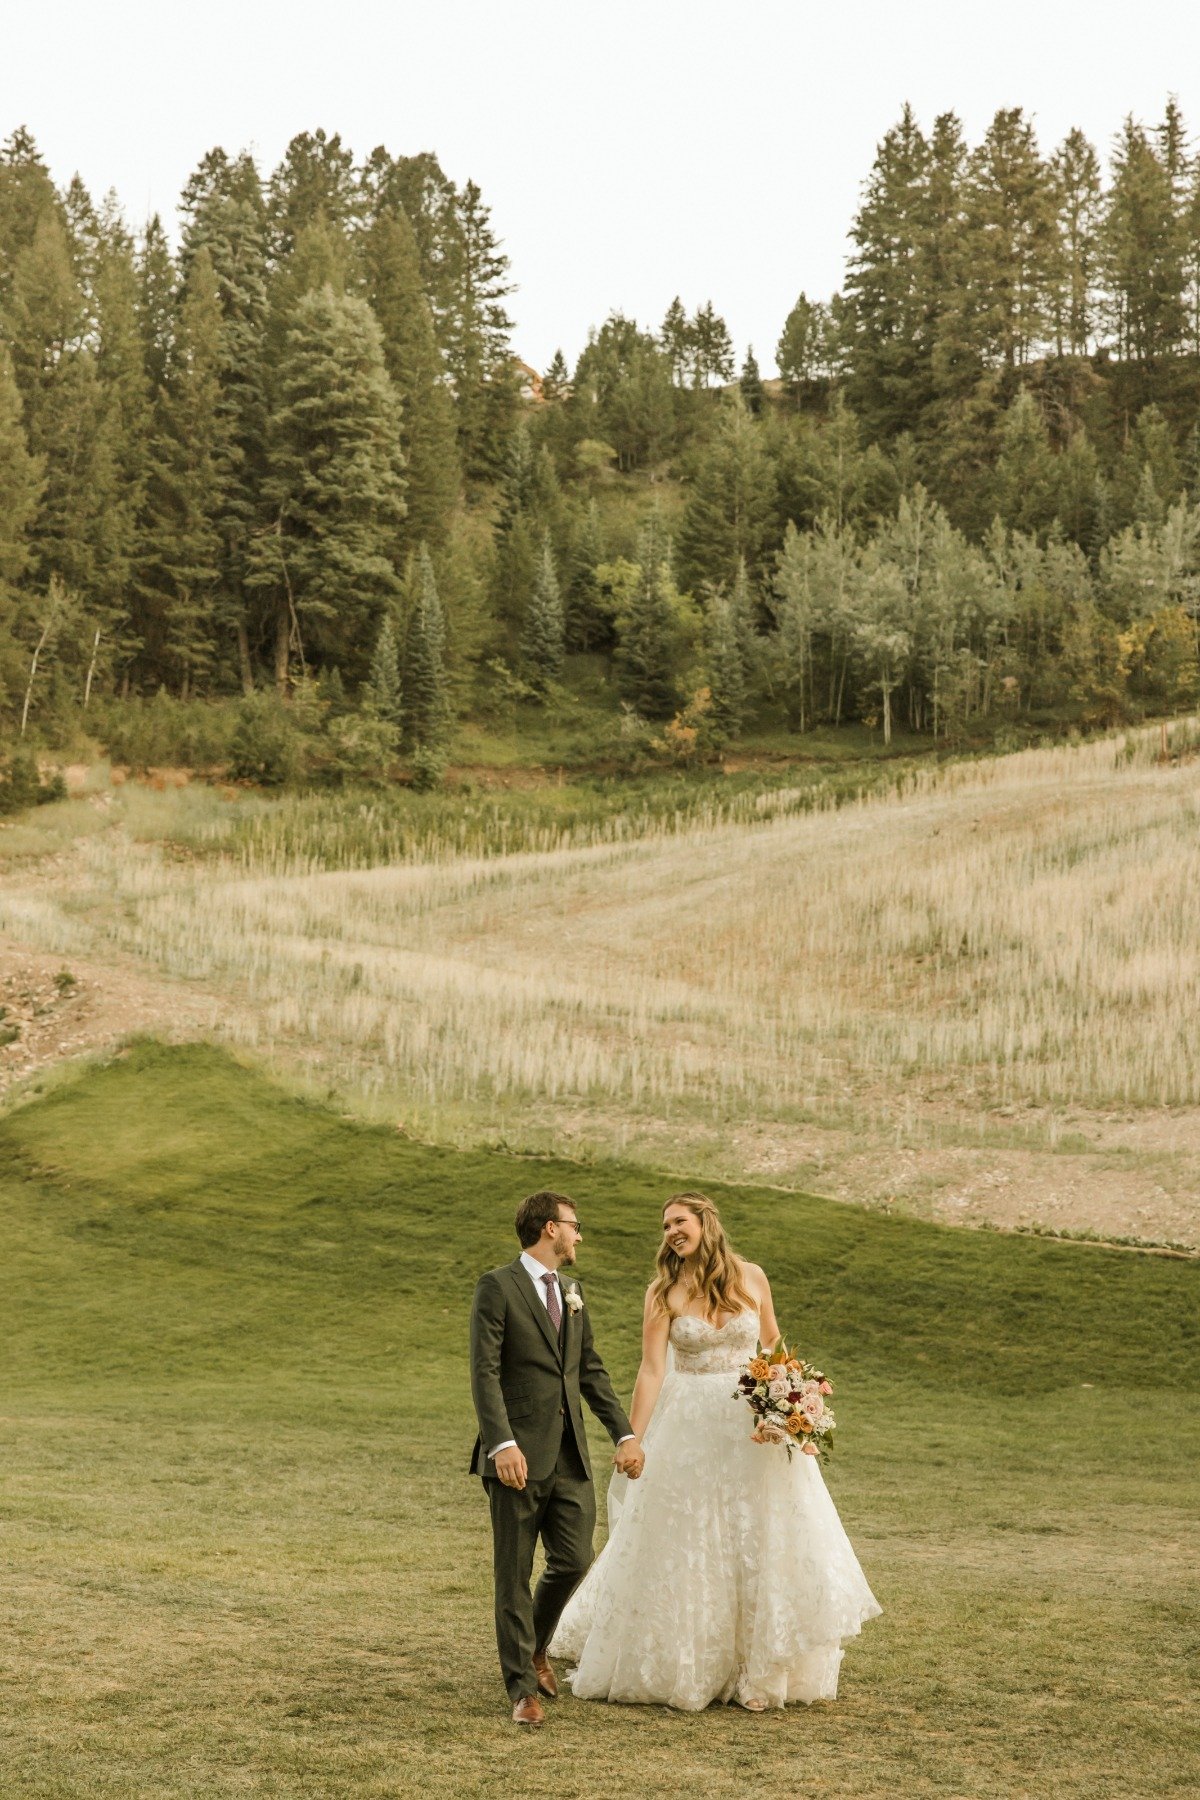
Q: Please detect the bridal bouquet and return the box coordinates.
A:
[734,1340,836,1462]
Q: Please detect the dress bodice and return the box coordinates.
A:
[669,1308,759,1375]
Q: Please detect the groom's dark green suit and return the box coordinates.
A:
[469,1258,632,1703]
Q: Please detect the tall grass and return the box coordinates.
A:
[6,725,1200,1169]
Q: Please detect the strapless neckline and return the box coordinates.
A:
[668,1307,760,1375]
[671,1308,756,1332]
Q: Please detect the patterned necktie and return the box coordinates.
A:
[542,1272,562,1332]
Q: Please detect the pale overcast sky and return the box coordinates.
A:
[3,1,1197,373]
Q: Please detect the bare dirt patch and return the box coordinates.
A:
[0,936,229,1103]
[541,1102,1200,1250]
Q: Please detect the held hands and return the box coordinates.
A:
[613,1437,645,1480]
[493,1445,529,1490]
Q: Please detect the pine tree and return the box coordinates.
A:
[178,151,271,692]
[739,347,764,414]
[706,581,748,738]
[87,214,151,689]
[442,179,515,475]
[676,395,778,591]
[1103,115,1187,382]
[0,127,61,311]
[367,611,403,727]
[543,349,570,401]
[1049,128,1103,355]
[659,297,691,385]
[247,286,406,691]
[404,543,450,760]
[266,129,362,260]
[521,535,565,692]
[566,498,608,650]
[135,215,176,394]
[1110,403,1182,530]
[844,105,934,437]
[362,207,461,550]
[360,147,461,359]
[497,417,538,527]
[0,343,45,711]
[571,315,675,471]
[1057,431,1104,548]
[61,174,101,293]
[615,513,680,717]
[993,390,1060,537]
[134,248,228,692]
[961,109,1057,371]
[7,210,124,615]
[773,521,820,730]
[776,293,833,395]
[689,301,735,387]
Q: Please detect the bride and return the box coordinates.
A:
[550,1192,881,1710]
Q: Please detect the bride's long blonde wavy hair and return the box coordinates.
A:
[649,1192,755,1322]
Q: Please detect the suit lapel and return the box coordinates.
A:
[508,1260,563,1363]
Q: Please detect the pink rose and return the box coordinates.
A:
[757,1418,788,1444]
[818,1380,833,1395]
[801,1380,820,1396]
[801,1442,820,1456]
[768,1376,791,1399]
[801,1393,825,1421]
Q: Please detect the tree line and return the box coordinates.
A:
[3,104,1200,782]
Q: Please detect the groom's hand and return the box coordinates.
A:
[613,1438,644,1479]
[493,1446,528,1490]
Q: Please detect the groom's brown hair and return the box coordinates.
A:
[515,1190,574,1248]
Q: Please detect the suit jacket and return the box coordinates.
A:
[468,1259,632,1482]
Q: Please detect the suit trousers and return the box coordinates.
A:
[484,1436,594,1702]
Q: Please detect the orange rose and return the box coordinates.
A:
[748,1358,771,1381]
[785,1414,805,1436]
[799,1417,814,1433]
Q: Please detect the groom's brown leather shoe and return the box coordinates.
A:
[512,1694,545,1728]
[532,1651,558,1699]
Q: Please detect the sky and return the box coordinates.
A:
[3,1,1199,375]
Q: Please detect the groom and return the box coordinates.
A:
[469,1189,644,1726]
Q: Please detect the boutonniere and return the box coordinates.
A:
[563,1284,584,1315]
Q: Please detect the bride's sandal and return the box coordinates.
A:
[738,1695,768,1712]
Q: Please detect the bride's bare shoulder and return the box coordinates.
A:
[737,1258,770,1291]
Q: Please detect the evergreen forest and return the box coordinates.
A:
[5,103,1200,787]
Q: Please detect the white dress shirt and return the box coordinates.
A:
[488,1253,634,1457]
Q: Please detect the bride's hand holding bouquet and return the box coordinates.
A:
[735,1339,836,1461]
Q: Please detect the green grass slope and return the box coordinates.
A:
[0,1041,1196,1798]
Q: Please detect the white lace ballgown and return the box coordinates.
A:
[550,1309,881,1709]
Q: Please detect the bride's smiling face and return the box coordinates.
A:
[662,1204,702,1259]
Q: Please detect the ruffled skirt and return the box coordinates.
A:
[550,1367,881,1709]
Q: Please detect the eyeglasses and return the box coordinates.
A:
[558,1217,583,1234]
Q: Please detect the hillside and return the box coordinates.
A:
[0,1041,1195,1796]
[4,727,1200,1248]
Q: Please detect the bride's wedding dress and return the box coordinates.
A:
[550,1309,881,1709]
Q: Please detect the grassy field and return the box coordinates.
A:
[0,1040,1196,1798]
[6,724,1200,1244]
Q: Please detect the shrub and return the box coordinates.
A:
[0,750,65,814]
[317,712,398,787]
[410,744,447,792]
[96,693,244,769]
[228,695,305,786]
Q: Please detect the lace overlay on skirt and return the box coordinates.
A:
[550,1309,881,1710]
